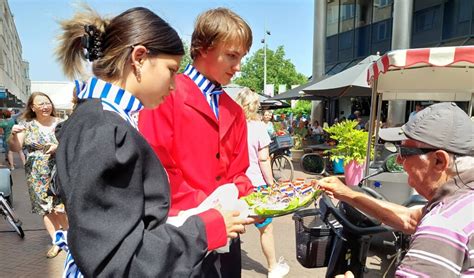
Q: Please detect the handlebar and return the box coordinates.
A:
[319,193,393,236]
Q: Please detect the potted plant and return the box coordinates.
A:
[323,120,371,185]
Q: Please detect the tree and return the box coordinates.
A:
[234,45,308,95]
[275,100,312,118]
[178,40,192,73]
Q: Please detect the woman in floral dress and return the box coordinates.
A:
[9,92,68,258]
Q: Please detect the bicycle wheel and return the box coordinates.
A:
[300,153,326,175]
[0,196,24,238]
[272,155,294,182]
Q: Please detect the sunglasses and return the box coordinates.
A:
[397,146,436,158]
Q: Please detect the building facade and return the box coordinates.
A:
[0,0,29,107]
[321,0,474,123]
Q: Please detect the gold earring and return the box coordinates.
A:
[136,64,142,82]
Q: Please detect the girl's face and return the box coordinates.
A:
[134,53,181,108]
[263,111,272,121]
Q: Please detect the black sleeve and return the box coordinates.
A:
[61,122,207,277]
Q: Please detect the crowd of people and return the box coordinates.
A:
[3,4,473,278]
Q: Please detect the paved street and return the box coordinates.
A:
[0,158,390,277]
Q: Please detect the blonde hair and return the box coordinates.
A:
[55,5,184,80]
[190,7,252,59]
[236,88,260,121]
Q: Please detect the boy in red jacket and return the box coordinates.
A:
[139,7,253,277]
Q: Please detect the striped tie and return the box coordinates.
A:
[209,89,223,119]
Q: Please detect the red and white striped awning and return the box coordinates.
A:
[367,46,474,84]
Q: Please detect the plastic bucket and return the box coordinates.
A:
[332,158,344,174]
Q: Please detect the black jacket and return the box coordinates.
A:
[56,99,207,277]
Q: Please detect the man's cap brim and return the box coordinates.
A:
[379,127,408,142]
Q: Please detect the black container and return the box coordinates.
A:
[269,134,294,153]
[292,209,335,268]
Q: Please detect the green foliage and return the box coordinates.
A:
[178,40,192,73]
[323,120,371,166]
[234,46,308,94]
[385,154,404,172]
[275,100,311,118]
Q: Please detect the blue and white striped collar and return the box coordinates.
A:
[183,64,222,94]
[75,77,144,129]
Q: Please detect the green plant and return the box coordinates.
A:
[323,120,372,166]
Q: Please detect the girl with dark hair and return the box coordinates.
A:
[9,92,68,259]
[54,6,250,277]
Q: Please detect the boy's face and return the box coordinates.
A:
[199,42,247,85]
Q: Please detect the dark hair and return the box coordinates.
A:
[56,6,184,80]
[21,92,57,121]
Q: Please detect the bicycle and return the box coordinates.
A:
[270,147,294,182]
[0,169,24,238]
[269,134,295,182]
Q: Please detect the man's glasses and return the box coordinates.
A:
[384,142,436,158]
[397,146,436,158]
[34,102,52,108]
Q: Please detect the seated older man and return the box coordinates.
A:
[319,102,473,277]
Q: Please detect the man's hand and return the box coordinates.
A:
[318,176,353,200]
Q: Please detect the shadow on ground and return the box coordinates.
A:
[241,247,267,275]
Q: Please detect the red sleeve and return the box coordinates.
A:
[197,208,227,250]
[138,94,207,216]
[229,111,254,198]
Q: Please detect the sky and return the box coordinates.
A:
[8,0,315,82]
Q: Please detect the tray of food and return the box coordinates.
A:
[242,179,322,218]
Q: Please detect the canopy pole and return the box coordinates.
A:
[469,92,473,117]
[374,92,383,142]
[364,78,378,181]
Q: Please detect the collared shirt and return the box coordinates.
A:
[75,77,144,129]
[396,170,474,277]
[183,64,222,119]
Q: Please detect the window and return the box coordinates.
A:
[327,0,340,36]
[374,0,390,8]
[373,0,393,22]
[415,8,435,33]
[356,0,372,28]
[376,21,389,41]
[341,3,355,20]
[340,0,355,32]
[458,0,471,22]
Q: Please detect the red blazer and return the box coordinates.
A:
[139,74,253,213]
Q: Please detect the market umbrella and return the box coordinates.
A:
[267,76,326,101]
[223,84,290,109]
[303,55,380,98]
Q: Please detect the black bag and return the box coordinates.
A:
[46,165,60,197]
